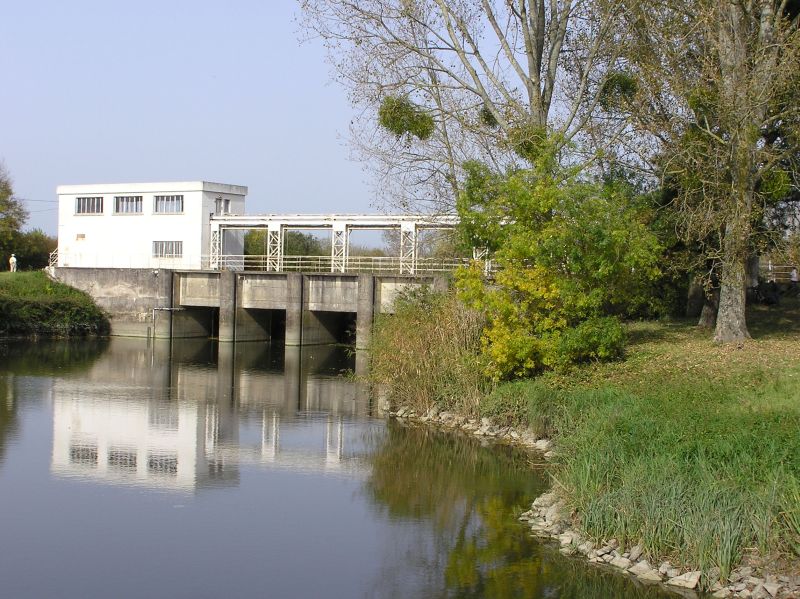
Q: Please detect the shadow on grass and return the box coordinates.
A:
[624,318,698,348]
[748,296,800,338]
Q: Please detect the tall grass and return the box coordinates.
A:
[490,370,800,579]
[369,288,490,416]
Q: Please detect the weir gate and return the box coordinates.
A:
[54,267,449,349]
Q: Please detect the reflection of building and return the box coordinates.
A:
[51,382,238,492]
[50,339,377,492]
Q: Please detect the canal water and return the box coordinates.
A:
[0,339,677,599]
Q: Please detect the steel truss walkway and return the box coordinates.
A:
[209,213,461,274]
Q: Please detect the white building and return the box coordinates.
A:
[56,181,247,269]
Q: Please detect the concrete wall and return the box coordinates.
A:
[305,275,359,312]
[239,274,288,310]
[54,267,173,338]
[57,267,449,344]
[177,272,221,307]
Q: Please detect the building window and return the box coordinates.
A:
[75,196,103,214]
[148,453,178,476]
[70,443,98,466]
[152,240,183,258]
[214,197,232,215]
[154,194,183,214]
[114,195,142,214]
[108,448,137,471]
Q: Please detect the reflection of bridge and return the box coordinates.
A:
[50,339,381,493]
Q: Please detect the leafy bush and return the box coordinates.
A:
[556,316,626,366]
[0,272,109,336]
[456,150,661,379]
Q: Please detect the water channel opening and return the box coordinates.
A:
[235,308,284,342]
[303,310,356,345]
[172,307,219,338]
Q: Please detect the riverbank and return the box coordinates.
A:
[382,297,800,597]
[0,271,109,337]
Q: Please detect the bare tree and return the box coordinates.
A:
[607,0,800,342]
[299,0,622,212]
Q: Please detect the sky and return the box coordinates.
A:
[0,0,373,236]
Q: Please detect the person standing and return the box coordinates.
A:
[8,253,17,272]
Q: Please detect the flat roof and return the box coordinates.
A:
[56,181,248,195]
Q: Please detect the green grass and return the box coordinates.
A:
[0,271,109,336]
[484,297,800,582]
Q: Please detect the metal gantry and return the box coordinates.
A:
[209,230,221,270]
[209,213,460,274]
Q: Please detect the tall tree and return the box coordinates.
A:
[0,165,28,267]
[300,0,622,211]
[607,0,800,342]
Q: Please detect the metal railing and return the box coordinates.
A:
[761,264,797,282]
[49,248,58,268]
[205,254,473,274]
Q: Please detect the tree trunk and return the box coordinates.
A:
[714,255,750,342]
[698,290,718,328]
[686,281,705,318]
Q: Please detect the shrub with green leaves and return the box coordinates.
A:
[456,144,661,379]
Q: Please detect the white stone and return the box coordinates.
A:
[711,589,732,598]
[628,561,662,582]
[533,491,559,508]
[730,567,753,582]
[628,544,643,562]
[762,583,781,597]
[636,569,663,582]
[666,571,702,590]
[533,439,552,451]
[559,533,576,546]
[627,561,653,576]
[544,501,564,523]
[610,556,633,570]
[750,586,769,599]
[577,541,594,555]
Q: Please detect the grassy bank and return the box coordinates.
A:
[492,299,800,579]
[371,293,800,581]
[0,271,109,337]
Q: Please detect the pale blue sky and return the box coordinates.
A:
[0,0,372,235]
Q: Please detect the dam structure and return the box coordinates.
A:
[50,181,464,347]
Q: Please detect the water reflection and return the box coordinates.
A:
[50,339,376,492]
[0,338,680,598]
[367,425,677,599]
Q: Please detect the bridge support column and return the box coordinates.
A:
[153,269,174,338]
[218,270,237,342]
[285,273,304,346]
[356,274,375,350]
